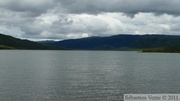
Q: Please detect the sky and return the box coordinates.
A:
[0,0,180,40]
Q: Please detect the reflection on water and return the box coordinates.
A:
[0,50,180,101]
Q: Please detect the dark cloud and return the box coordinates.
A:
[58,0,180,16]
[0,0,58,17]
[1,0,180,16]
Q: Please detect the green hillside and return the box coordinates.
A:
[0,45,14,49]
[0,33,62,50]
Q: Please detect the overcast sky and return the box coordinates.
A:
[0,0,180,40]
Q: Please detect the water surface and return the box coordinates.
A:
[0,50,180,101]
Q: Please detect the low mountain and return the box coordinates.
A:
[0,33,62,50]
[45,34,180,50]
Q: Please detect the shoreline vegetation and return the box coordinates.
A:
[0,45,15,49]
[142,45,180,53]
[1,44,180,53]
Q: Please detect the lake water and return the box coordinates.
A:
[0,50,180,101]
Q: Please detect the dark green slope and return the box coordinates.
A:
[0,33,61,50]
[143,44,180,53]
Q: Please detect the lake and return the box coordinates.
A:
[0,50,180,101]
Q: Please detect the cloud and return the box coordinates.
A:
[0,0,180,40]
[20,12,180,40]
[57,0,180,16]
[1,0,180,16]
[0,0,57,16]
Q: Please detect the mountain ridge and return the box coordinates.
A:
[43,34,180,50]
[1,33,180,51]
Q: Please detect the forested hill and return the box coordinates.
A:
[0,33,61,50]
[1,33,180,51]
[44,34,180,50]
